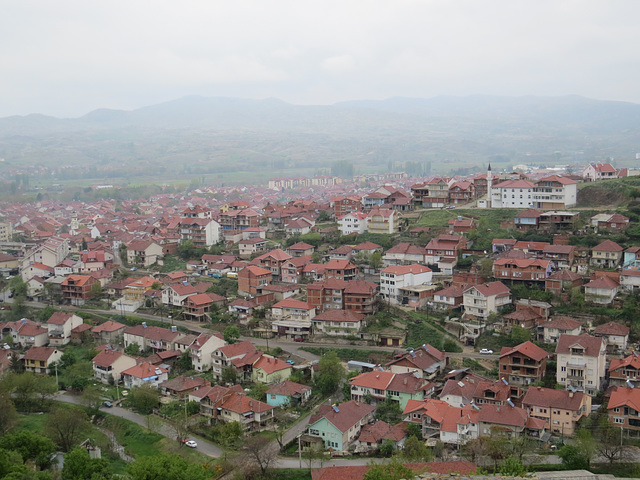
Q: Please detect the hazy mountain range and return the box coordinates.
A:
[1,95,639,179]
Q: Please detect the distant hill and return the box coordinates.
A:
[0,95,639,181]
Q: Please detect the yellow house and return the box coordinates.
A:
[252,355,293,384]
[23,346,62,374]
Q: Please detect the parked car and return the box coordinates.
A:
[479,349,493,355]
[184,440,197,448]
[286,360,295,365]
[103,401,113,408]
[130,267,137,272]
[294,337,304,342]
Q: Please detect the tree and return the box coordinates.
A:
[558,444,590,470]
[128,384,160,414]
[401,435,432,462]
[315,350,345,396]
[0,431,57,471]
[177,350,193,373]
[62,447,111,480]
[221,366,238,385]
[3,372,57,412]
[127,454,210,480]
[45,406,90,452]
[498,456,527,476]
[375,399,403,424]
[244,435,277,476]
[0,392,18,434]
[223,325,240,344]
[574,428,597,467]
[80,384,105,419]
[379,439,394,457]
[509,325,531,344]
[124,343,141,356]
[595,417,629,464]
[89,282,103,300]
[486,433,510,470]
[462,437,489,464]
[369,251,383,270]
[363,458,413,480]
[406,422,422,440]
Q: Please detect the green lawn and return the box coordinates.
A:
[159,255,187,273]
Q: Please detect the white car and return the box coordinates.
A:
[185,440,197,448]
[479,348,493,355]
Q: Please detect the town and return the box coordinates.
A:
[1,161,640,480]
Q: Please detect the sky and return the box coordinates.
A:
[2,0,639,118]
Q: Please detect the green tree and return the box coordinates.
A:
[363,458,413,480]
[62,447,111,480]
[0,392,18,434]
[124,343,141,356]
[369,251,383,270]
[128,384,160,414]
[498,455,527,476]
[558,444,589,470]
[126,454,210,480]
[80,384,105,419]
[401,435,432,462]
[223,325,240,344]
[509,325,531,344]
[406,422,423,440]
[177,351,192,373]
[595,416,628,464]
[0,431,57,470]
[379,439,394,457]
[45,406,90,452]
[315,351,345,396]
[443,338,463,353]
[375,399,403,425]
[221,366,238,385]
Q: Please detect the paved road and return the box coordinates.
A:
[56,392,223,458]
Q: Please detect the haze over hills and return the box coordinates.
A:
[0,95,639,183]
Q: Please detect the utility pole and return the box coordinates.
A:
[298,434,302,468]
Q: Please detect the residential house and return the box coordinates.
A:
[238,238,269,259]
[607,386,640,434]
[349,370,395,405]
[492,258,553,283]
[621,270,640,292]
[386,344,447,380]
[593,321,629,353]
[286,242,315,257]
[411,178,451,208]
[306,279,378,315]
[266,380,312,407]
[237,265,272,296]
[545,270,583,296]
[218,208,260,231]
[542,245,575,269]
[590,240,623,268]
[380,264,433,307]
[180,217,221,248]
[502,299,550,330]
[91,320,126,344]
[45,312,83,346]
[350,370,433,410]
[584,276,620,305]
[462,282,511,320]
[126,240,163,267]
[514,209,541,230]
[366,208,399,234]
[285,217,315,237]
[193,384,274,432]
[337,212,369,236]
[556,334,607,395]
[312,310,366,337]
[623,247,640,270]
[2,319,49,348]
[183,293,227,322]
[609,354,640,388]
[591,213,630,232]
[92,348,137,384]
[189,332,226,372]
[212,341,259,381]
[121,362,169,389]
[425,234,466,272]
[281,256,312,284]
[382,243,425,266]
[491,179,535,208]
[583,163,618,181]
[123,324,180,353]
[252,355,293,384]
[432,285,465,310]
[449,181,475,204]
[161,282,206,307]
[159,376,210,399]
[307,400,376,451]
[271,298,315,340]
[402,398,466,444]
[354,421,409,453]
[540,316,582,343]
[533,176,578,209]
[324,259,357,282]
[252,249,292,281]
[61,274,98,306]
[522,387,590,437]
[498,341,548,386]
[23,346,62,375]
[330,196,362,218]
[448,217,475,234]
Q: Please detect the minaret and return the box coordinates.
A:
[487,163,492,208]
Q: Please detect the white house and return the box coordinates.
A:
[490,180,535,208]
[45,312,83,346]
[338,212,369,235]
[555,334,606,395]
[462,282,511,319]
[379,264,433,305]
[122,362,169,389]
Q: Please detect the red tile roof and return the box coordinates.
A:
[609,353,640,373]
[556,334,603,357]
[594,321,629,336]
[381,264,432,275]
[273,298,312,310]
[309,400,375,433]
[122,362,168,379]
[541,316,581,331]
[593,239,623,252]
[46,312,74,325]
[313,310,365,323]
[266,380,311,397]
[522,386,587,411]
[608,386,640,412]
[24,346,58,362]
[253,355,291,375]
[499,341,548,362]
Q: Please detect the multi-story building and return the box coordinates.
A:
[498,341,548,386]
[126,240,164,267]
[0,222,13,242]
[312,310,366,337]
[251,249,292,281]
[522,387,590,437]
[533,176,577,209]
[366,208,399,235]
[45,312,83,346]
[307,400,376,451]
[608,353,640,388]
[555,334,606,395]
[492,258,553,283]
[491,179,535,208]
[330,196,362,218]
[590,240,623,268]
[23,346,62,375]
[337,212,369,235]
[379,264,433,306]
[607,386,640,434]
[61,274,98,306]
[462,282,511,320]
[583,163,618,181]
[92,348,137,384]
[238,265,272,296]
[324,259,358,282]
[307,279,378,315]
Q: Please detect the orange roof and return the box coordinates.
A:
[609,386,640,412]
[382,264,432,275]
[499,341,548,362]
[122,362,167,379]
[253,355,291,375]
[272,298,312,310]
[350,371,395,390]
[61,275,94,286]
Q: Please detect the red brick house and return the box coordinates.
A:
[545,270,582,296]
[183,293,227,322]
[499,341,548,386]
[61,274,98,306]
[238,265,272,296]
[492,258,553,283]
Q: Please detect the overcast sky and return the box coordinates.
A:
[2,0,639,118]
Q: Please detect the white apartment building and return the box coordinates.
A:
[380,264,433,305]
[462,282,511,319]
[555,334,606,395]
[338,212,369,235]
